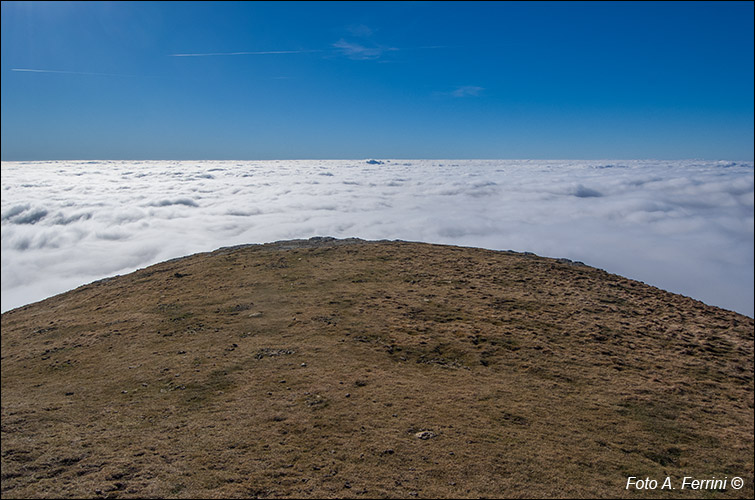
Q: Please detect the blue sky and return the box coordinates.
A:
[1,1,753,160]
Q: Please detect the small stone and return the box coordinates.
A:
[249,312,263,318]
[415,430,436,440]
[121,390,128,394]
[345,393,351,398]
[300,363,307,367]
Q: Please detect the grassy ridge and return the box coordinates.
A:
[2,239,753,498]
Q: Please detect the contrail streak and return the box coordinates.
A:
[169,50,322,57]
[11,68,140,77]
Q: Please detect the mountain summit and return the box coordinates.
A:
[2,238,752,498]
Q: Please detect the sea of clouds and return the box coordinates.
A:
[1,159,753,317]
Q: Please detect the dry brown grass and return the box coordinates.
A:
[2,238,753,498]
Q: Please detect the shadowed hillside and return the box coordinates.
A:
[1,237,753,498]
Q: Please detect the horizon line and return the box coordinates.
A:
[2,157,753,163]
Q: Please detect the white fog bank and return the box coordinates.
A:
[2,159,753,317]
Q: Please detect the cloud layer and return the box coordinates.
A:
[2,160,753,316]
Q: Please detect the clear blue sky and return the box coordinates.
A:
[1,1,753,160]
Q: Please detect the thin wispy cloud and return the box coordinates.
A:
[171,21,447,62]
[334,23,389,60]
[332,39,398,60]
[331,42,448,61]
[452,86,485,97]
[169,44,443,61]
[346,24,375,38]
[332,24,448,61]
[433,85,486,98]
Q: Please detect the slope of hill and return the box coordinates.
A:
[1,237,753,498]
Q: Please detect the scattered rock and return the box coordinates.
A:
[254,348,295,359]
[415,430,436,440]
[305,395,327,407]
